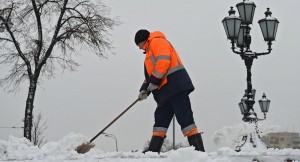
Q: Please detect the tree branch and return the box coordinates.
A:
[1,3,33,79]
[39,0,68,69]
[31,0,43,66]
[0,37,13,42]
[1,0,119,92]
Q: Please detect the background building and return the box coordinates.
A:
[262,132,300,149]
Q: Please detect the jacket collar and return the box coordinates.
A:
[143,31,166,51]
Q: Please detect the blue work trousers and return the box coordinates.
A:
[153,91,196,134]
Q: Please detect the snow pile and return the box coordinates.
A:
[0,132,88,161]
[238,132,267,152]
[0,132,300,162]
[0,136,40,161]
[212,122,281,149]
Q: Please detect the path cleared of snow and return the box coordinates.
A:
[0,133,300,162]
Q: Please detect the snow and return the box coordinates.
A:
[213,122,281,149]
[1,131,300,162]
[237,132,267,152]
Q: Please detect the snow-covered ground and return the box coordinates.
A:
[1,133,300,162]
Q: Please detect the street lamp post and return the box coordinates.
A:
[103,133,118,152]
[173,116,175,150]
[222,0,279,152]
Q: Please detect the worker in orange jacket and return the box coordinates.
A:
[134,29,205,153]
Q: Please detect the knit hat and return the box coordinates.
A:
[134,29,150,45]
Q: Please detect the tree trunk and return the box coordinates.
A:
[24,80,37,141]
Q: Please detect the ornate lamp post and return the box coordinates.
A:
[222,0,279,152]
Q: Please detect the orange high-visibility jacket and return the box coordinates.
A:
[140,31,194,106]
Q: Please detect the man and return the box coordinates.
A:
[135,29,205,153]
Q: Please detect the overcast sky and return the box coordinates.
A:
[1,0,300,152]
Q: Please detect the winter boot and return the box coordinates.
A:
[188,133,205,152]
[143,136,165,153]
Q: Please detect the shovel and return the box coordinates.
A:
[75,97,140,154]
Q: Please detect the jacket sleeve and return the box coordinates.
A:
[148,38,171,85]
[140,79,149,92]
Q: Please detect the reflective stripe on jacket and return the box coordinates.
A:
[140,31,194,106]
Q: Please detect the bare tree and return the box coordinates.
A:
[31,112,47,147]
[0,0,119,141]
